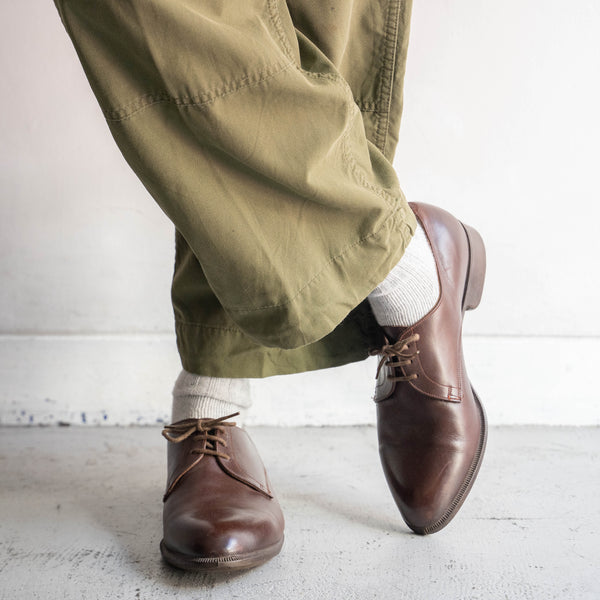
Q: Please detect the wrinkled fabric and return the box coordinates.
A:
[54,0,416,377]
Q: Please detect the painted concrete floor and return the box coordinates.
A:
[0,426,598,600]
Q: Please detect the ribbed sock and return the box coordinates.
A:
[368,221,440,327]
[171,369,252,424]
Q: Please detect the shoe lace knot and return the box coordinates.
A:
[161,412,239,460]
[370,333,420,382]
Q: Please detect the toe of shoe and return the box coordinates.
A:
[162,507,284,570]
[382,446,478,535]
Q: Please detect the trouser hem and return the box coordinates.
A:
[175,200,416,377]
[175,300,385,378]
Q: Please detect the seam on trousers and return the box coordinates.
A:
[101,0,357,122]
[373,0,402,154]
[266,0,297,62]
[176,322,368,361]
[175,321,243,333]
[340,132,397,206]
[103,60,295,122]
[225,205,408,314]
[175,308,372,335]
[267,0,399,210]
[356,100,378,112]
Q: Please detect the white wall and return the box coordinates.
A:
[1,1,599,425]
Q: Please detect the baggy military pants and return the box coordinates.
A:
[54,0,417,377]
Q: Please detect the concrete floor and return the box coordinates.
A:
[0,426,598,600]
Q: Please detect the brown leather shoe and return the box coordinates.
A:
[160,414,284,571]
[372,202,487,534]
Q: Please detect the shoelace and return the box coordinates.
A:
[370,333,420,382]
[161,412,240,460]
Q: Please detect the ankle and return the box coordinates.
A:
[368,221,439,327]
[171,369,252,424]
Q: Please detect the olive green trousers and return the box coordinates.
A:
[54,0,417,377]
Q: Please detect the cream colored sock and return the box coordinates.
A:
[171,369,252,424]
[368,221,440,327]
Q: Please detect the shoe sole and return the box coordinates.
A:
[160,537,284,572]
[411,221,488,535]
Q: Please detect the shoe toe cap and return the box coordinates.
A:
[381,445,475,534]
[164,505,283,560]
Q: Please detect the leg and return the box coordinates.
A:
[52,0,417,573]
[53,0,416,373]
[53,0,487,568]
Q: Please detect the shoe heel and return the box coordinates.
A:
[461,223,486,311]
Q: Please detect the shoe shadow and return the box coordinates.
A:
[270,468,409,536]
[81,426,411,588]
[5,426,409,592]
[73,431,268,588]
[251,426,411,536]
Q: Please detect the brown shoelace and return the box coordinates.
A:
[161,412,240,460]
[371,333,420,382]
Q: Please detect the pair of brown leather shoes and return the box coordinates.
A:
[160,202,486,571]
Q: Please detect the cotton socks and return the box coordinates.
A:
[368,221,440,327]
[171,369,252,424]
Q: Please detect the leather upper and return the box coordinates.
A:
[374,202,487,534]
[165,424,273,500]
[162,422,284,561]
